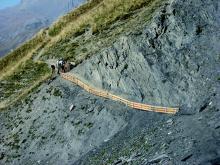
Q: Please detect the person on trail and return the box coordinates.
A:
[51,65,55,75]
[57,59,65,74]
[64,62,71,72]
[48,65,56,85]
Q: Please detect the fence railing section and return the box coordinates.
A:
[61,73,179,114]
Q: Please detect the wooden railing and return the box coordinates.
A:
[61,73,179,114]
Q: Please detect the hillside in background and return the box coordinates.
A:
[0,0,85,57]
[0,0,220,164]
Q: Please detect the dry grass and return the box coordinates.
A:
[55,0,156,38]
[0,30,48,79]
[48,0,104,36]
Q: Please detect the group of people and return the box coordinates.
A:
[50,59,71,76]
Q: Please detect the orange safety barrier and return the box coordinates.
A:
[61,73,179,114]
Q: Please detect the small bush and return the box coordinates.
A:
[84,122,94,129]
[53,88,62,97]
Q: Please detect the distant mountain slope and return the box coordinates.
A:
[0,0,85,57]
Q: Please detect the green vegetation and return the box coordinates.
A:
[2,128,24,162]
[74,120,82,126]
[52,88,62,97]
[78,129,85,135]
[0,60,50,109]
[90,0,154,33]
[26,108,32,113]
[84,122,94,129]
[88,135,151,164]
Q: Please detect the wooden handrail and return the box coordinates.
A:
[61,73,179,114]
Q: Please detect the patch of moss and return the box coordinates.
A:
[78,129,85,135]
[84,122,94,129]
[42,96,47,101]
[6,133,21,151]
[53,88,62,97]
[88,134,152,164]
[46,86,54,94]
[74,120,82,126]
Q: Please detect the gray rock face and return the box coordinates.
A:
[148,154,169,164]
[73,0,220,114]
[0,77,128,164]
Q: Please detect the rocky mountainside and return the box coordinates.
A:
[0,0,220,164]
[0,0,85,57]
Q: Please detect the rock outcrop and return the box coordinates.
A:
[73,0,220,114]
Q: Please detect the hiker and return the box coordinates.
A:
[57,59,65,74]
[51,64,56,79]
[51,65,55,75]
[64,62,71,72]
[48,65,56,85]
